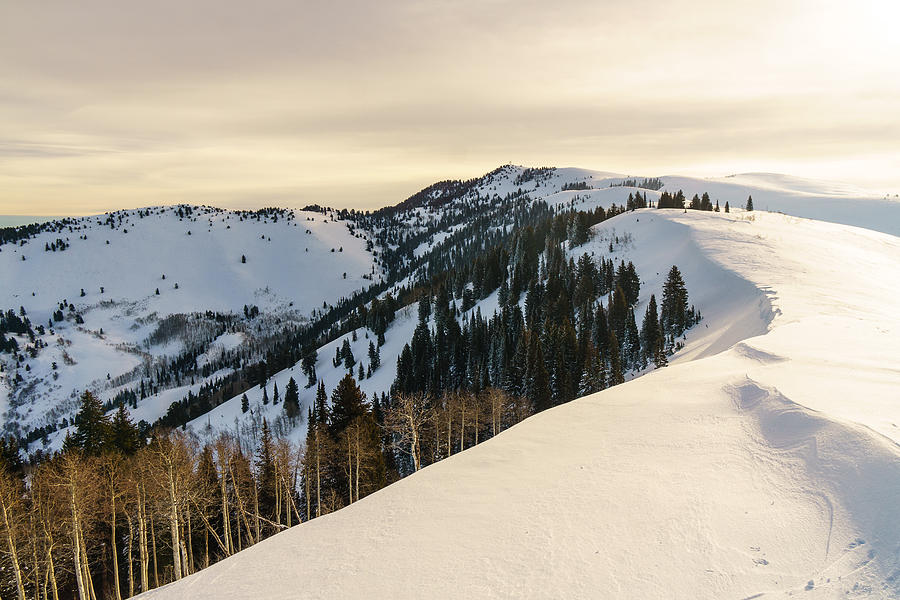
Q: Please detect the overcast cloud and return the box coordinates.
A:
[1,0,898,214]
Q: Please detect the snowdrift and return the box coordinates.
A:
[142,210,900,599]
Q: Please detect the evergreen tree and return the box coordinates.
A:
[661,265,689,338]
[368,341,380,371]
[241,393,249,413]
[315,380,328,425]
[341,339,355,369]
[109,402,140,454]
[624,309,641,370]
[640,294,661,368]
[746,195,754,211]
[256,419,277,526]
[608,330,625,386]
[526,336,551,413]
[68,391,111,455]
[284,377,300,420]
[301,350,317,388]
[262,386,269,405]
[329,374,368,435]
[725,201,730,213]
[272,381,280,405]
[579,343,606,395]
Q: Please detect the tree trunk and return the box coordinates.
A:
[150,514,159,589]
[47,547,59,600]
[252,485,260,544]
[354,428,361,503]
[315,430,321,518]
[137,486,149,593]
[69,486,87,600]
[125,515,134,599]
[0,496,26,600]
[218,462,232,556]
[304,462,311,522]
[77,522,96,600]
[347,436,353,505]
[185,510,194,576]
[166,463,183,581]
[110,496,122,600]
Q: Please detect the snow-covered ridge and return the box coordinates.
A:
[143,209,900,599]
[3,164,899,452]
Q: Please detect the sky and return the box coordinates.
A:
[1,0,899,216]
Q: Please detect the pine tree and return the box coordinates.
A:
[368,341,380,371]
[272,381,280,405]
[262,386,269,405]
[608,330,625,386]
[640,294,661,368]
[69,391,111,455]
[315,380,328,425]
[301,349,318,388]
[661,265,689,338]
[284,377,300,420]
[341,339,355,369]
[526,337,551,413]
[725,201,730,213]
[330,374,368,435]
[241,393,249,413]
[653,337,668,368]
[746,195,754,211]
[579,343,606,395]
[255,420,277,527]
[109,403,140,454]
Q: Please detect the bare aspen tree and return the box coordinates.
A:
[100,453,125,600]
[52,453,99,600]
[0,466,27,600]
[147,431,196,582]
[385,393,432,472]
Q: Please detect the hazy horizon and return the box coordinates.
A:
[2,0,899,216]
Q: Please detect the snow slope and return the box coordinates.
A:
[5,164,899,452]
[657,173,900,237]
[0,205,378,441]
[143,209,900,599]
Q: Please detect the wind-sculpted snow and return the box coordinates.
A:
[143,209,900,598]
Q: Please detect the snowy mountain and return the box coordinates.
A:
[141,208,900,599]
[0,204,379,442]
[3,165,900,599]
[2,165,898,451]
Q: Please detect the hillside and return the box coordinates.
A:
[2,165,897,453]
[142,209,900,599]
[0,204,378,441]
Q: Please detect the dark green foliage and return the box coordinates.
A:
[256,419,277,527]
[109,403,140,454]
[341,339,355,369]
[67,391,111,456]
[329,374,368,435]
[284,377,300,420]
[661,265,690,338]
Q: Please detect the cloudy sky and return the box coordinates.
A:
[1,0,898,215]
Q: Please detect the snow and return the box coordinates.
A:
[0,205,379,443]
[657,175,900,237]
[143,208,900,599]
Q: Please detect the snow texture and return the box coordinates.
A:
[142,207,900,599]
